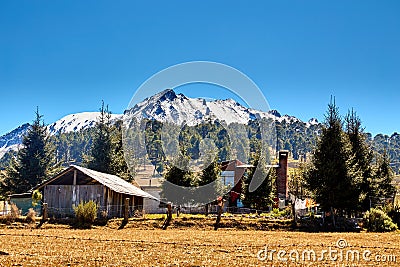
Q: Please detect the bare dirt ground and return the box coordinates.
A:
[0,224,399,267]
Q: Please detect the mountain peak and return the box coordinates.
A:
[125,92,302,126]
[308,118,319,125]
[268,110,281,117]
[156,89,177,102]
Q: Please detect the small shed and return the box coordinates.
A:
[8,192,39,215]
[35,165,158,218]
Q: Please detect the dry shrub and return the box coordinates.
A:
[10,203,20,218]
[26,208,36,224]
[73,201,97,228]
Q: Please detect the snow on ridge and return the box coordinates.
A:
[47,112,123,134]
[0,143,20,158]
[275,115,302,123]
[125,89,317,126]
[306,118,319,127]
[128,92,254,126]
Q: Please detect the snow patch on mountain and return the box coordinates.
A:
[307,118,319,127]
[0,123,30,157]
[0,143,20,159]
[0,112,123,157]
[125,89,281,125]
[47,112,122,134]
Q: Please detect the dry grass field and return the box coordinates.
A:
[0,223,399,267]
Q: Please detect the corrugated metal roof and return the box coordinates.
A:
[71,165,158,200]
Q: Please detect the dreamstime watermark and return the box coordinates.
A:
[257,239,397,264]
[122,61,277,205]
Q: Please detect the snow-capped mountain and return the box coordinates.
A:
[0,89,318,158]
[125,89,311,126]
[0,112,123,157]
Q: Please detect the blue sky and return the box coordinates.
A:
[0,1,399,136]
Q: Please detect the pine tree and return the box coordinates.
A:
[242,155,275,210]
[144,120,165,173]
[345,109,375,211]
[304,99,358,213]
[197,157,222,214]
[0,107,56,194]
[86,101,113,173]
[0,156,21,195]
[288,166,309,200]
[199,159,221,187]
[375,151,396,199]
[160,154,194,205]
[110,120,133,181]
[85,102,134,182]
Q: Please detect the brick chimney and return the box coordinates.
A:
[276,150,289,199]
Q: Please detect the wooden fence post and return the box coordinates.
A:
[162,202,173,230]
[124,198,129,223]
[214,197,224,230]
[42,203,48,222]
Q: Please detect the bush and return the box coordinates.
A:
[363,208,398,232]
[32,190,42,207]
[73,201,97,228]
[270,207,291,218]
[26,208,36,224]
[10,203,20,218]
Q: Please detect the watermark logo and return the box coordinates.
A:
[257,238,397,264]
[336,238,348,249]
[122,61,276,205]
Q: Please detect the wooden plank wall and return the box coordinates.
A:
[44,185,104,214]
[104,188,133,217]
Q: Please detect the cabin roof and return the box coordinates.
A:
[36,165,158,200]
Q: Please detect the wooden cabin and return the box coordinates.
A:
[35,165,158,218]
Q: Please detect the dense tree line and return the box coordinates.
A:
[1,114,399,175]
[372,133,400,174]
[275,119,320,160]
